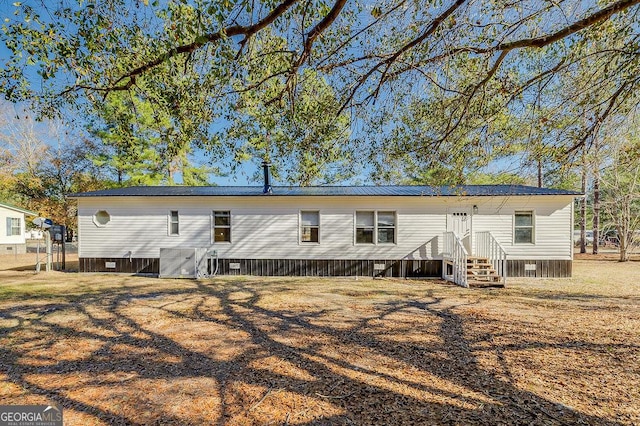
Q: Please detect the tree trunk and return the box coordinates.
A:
[618,200,631,262]
[592,131,600,255]
[618,226,628,262]
[537,158,543,188]
[580,152,587,254]
[592,171,600,255]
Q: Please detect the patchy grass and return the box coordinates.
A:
[0,259,638,425]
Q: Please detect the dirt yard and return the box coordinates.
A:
[0,254,638,425]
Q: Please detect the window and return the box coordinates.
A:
[93,210,110,227]
[6,218,20,236]
[301,211,320,243]
[169,210,179,235]
[377,211,396,243]
[356,211,396,244]
[356,211,375,244]
[213,211,231,242]
[514,211,534,244]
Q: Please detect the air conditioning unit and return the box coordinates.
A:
[159,248,213,278]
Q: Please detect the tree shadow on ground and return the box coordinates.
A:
[0,277,634,425]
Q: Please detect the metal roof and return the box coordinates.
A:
[69,185,582,198]
[0,202,38,215]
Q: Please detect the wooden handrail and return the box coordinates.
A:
[443,231,468,288]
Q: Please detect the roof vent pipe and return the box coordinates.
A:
[262,161,272,194]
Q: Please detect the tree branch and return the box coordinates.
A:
[339,0,469,114]
[567,75,640,154]
[102,0,301,91]
[316,0,409,69]
[435,50,510,149]
[494,0,640,52]
[336,0,639,106]
[299,0,347,65]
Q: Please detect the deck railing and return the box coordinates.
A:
[443,231,468,288]
[475,231,507,284]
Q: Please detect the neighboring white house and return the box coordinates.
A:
[0,202,38,255]
[70,183,581,283]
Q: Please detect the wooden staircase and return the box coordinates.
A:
[467,256,504,288]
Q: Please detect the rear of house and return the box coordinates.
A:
[71,185,579,281]
[0,202,37,255]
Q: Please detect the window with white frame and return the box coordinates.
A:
[356,211,375,244]
[93,210,110,227]
[514,211,534,244]
[356,211,396,244]
[377,211,396,243]
[6,217,21,236]
[169,210,179,235]
[213,211,231,242]
[300,211,320,243]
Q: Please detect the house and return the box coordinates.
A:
[0,202,38,255]
[70,169,581,286]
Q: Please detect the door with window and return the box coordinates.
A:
[447,209,472,253]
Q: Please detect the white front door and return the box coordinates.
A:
[448,209,472,253]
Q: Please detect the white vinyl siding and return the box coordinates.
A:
[76,195,574,261]
[0,206,27,245]
[471,197,573,260]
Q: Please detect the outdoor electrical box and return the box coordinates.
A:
[159,248,197,278]
[159,248,212,278]
[51,225,65,241]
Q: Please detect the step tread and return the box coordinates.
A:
[467,273,501,278]
[468,280,505,288]
[470,277,501,281]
